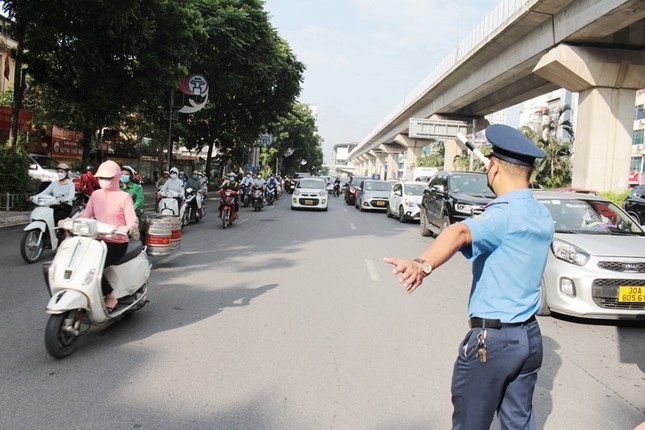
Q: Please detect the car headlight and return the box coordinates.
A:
[319,190,326,196]
[551,238,590,266]
[404,199,417,208]
[294,190,301,196]
[454,202,475,215]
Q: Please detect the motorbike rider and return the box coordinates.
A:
[185,169,203,191]
[79,160,138,312]
[80,165,100,194]
[160,166,185,206]
[120,165,145,223]
[267,174,278,189]
[240,171,254,188]
[157,170,170,187]
[30,163,76,227]
[220,172,240,220]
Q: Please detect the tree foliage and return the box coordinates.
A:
[177,0,305,179]
[521,105,574,188]
[266,103,323,176]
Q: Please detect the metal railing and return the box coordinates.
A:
[1,192,32,211]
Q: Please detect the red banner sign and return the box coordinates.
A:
[0,106,33,132]
[51,125,84,160]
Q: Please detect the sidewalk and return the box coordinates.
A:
[0,210,30,228]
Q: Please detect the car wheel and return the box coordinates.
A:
[440,214,450,233]
[537,280,551,316]
[398,206,406,223]
[419,210,432,237]
[386,203,393,218]
[627,211,641,225]
[359,199,364,211]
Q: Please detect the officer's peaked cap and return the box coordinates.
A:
[485,124,546,167]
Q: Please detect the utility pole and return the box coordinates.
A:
[166,89,175,168]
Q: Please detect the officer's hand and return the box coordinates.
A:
[383,257,425,294]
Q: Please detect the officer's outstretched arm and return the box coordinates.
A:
[384,222,472,294]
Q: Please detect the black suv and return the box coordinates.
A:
[420,171,495,236]
[623,185,645,225]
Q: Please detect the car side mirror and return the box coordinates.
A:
[432,184,445,193]
[29,164,37,170]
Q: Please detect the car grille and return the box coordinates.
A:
[368,199,387,207]
[298,198,320,205]
[592,278,645,310]
[597,261,645,273]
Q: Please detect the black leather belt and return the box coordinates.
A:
[469,315,536,329]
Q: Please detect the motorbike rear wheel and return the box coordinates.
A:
[21,229,45,264]
[222,208,230,229]
[45,310,82,359]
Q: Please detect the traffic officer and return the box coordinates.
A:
[384,124,554,430]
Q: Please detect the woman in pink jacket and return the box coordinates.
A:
[81,160,138,311]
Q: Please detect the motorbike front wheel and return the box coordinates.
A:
[21,229,45,264]
[45,310,82,359]
[222,208,230,229]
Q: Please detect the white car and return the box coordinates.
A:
[537,190,645,321]
[387,181,426,222]
[291,178,328,211]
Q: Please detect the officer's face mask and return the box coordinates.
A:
[170,173,177,179]
[229,176,235,182]
[121,175,130,184]
[193,175,198,180]
[57,172,66,180]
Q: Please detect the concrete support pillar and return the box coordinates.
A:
[534,44,645,191]
[574,87,635,190]
[443,139,460,171]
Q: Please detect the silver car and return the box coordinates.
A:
[536,190,645,320]
[356,180,392,211]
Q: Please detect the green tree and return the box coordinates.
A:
[3,0,201,159]
[520,105,574,188]
[417,141,444,168]
[176,0,305,179]
[266,103,323,176]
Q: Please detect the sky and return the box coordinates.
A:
[263,0,502,164]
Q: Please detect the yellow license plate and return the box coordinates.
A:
[376,201,385,206]
[618,286,645,302]
[304,200,314,205]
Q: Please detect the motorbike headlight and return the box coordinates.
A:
[551,238,590,266]
[71,220,96,236]
[454,202,475,215]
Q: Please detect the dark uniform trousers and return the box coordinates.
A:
[451,319,542,430]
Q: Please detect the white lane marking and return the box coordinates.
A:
[350,223,357,230]
[365,259,381,282]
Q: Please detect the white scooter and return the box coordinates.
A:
[157,189,187,227]
[43,218,151,359]
[21,194,85,264]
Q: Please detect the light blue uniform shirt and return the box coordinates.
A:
[461,189,554,323]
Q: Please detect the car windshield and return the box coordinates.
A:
[363,181,391,191]
[404,184,426,196]
[540,198,645,236]
[449,174,493,196]
[298,179,325,190]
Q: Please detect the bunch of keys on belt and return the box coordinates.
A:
[476,329,487,363]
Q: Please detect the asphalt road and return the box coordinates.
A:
[1,193,643,429]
